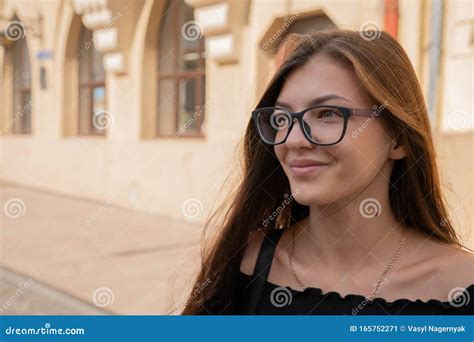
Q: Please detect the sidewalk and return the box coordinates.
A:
[0,183,202,314]
[0,266,108,315]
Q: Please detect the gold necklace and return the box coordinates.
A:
[288,226,407,301]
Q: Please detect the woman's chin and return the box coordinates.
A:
[293,192,331,207]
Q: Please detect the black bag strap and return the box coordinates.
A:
[246,228,285,314]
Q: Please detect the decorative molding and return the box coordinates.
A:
[72,0,137,75]
[194,3,228,35]
[103,52,125,73]
[207,34,233,60]
[82,9,113,29]
[185,0,250,65]
[93,27,118,51]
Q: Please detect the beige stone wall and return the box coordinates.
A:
[437,132,474,248]
[437,0,474,249]
[0,0,472,247]
[1,0,243,222]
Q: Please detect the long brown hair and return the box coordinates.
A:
[182,29,466,314]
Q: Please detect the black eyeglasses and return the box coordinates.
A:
[252,105,384,146]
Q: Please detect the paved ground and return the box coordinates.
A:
[0,183,201,314]
[0,266,107,315]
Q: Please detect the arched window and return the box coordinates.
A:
[78,24,106,136]
[273,14,334,68]
[12,34,32,134]
[157,0,205,137]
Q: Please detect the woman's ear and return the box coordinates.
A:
[389,140,407,160]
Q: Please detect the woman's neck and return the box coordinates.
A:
[295,199,407,274]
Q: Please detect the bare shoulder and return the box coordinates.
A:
[239,229,267,276]
[396,229,474,301]
[435,244,474,287]
[418,236,474,293]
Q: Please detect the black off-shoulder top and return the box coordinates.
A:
[235,228,474,315]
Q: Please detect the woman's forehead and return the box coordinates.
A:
[277,55,375,109]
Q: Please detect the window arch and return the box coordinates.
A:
[11,30,32,134]
[157,0,205,137]
[78,23,106,136]
[272,14,335,68]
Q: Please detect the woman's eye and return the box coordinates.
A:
[320,110,337,118]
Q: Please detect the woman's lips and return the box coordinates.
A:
[288,164,328,177]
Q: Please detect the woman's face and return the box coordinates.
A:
[274,54,404,206]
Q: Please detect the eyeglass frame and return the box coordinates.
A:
[251,105,385,146]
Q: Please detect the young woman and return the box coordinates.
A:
[182,29,474,315]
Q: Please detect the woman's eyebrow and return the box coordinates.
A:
[275,94,351,109]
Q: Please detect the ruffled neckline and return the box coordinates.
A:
[239,271,474,307]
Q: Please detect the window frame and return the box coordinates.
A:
[157,0,206,138]
[12,36,32,135]
[78,25,107,137]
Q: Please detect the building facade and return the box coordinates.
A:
[0,0,473,246]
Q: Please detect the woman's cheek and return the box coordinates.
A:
[318,150,364,202]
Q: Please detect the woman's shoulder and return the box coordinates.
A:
[434,244,474,291]
[403,231,474,301]
[430,245,474,307]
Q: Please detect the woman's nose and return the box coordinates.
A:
[285,118,314,148]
